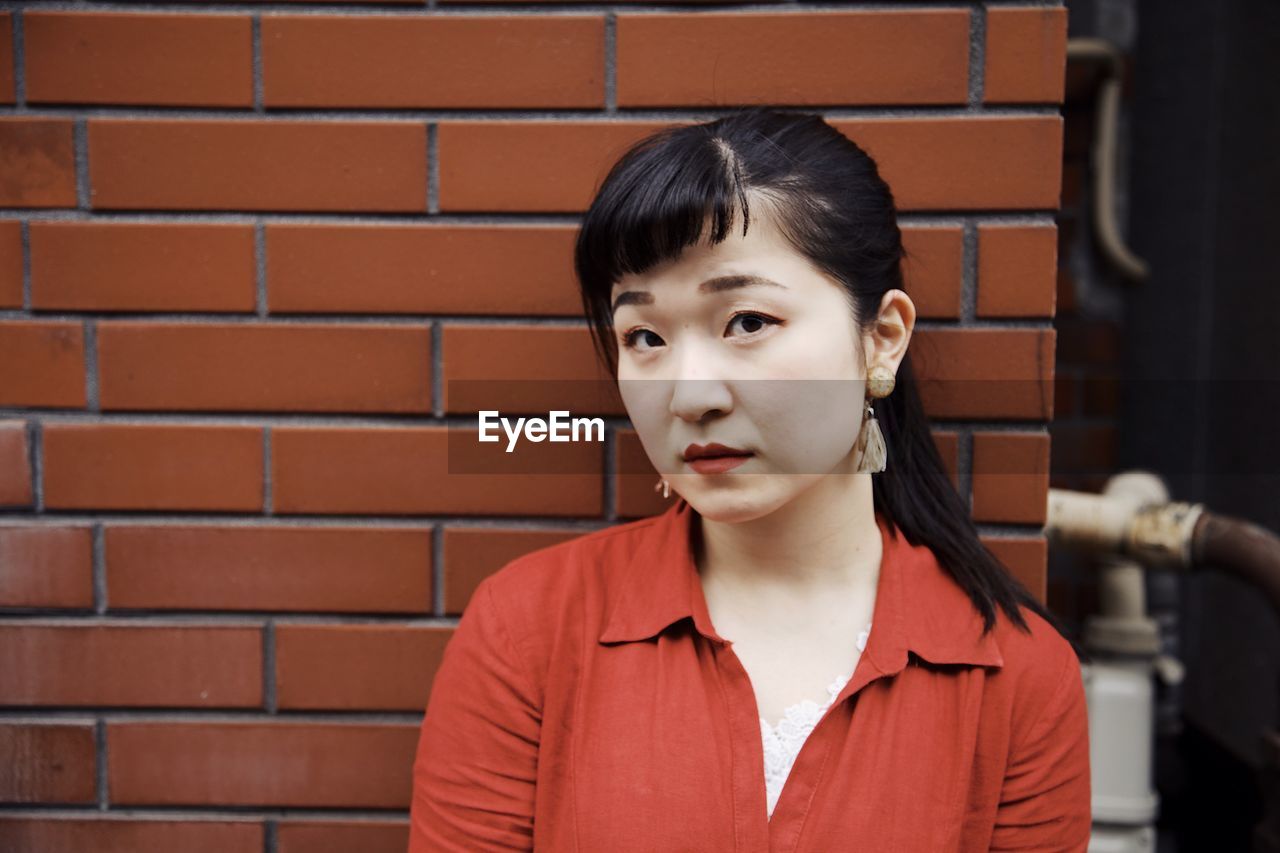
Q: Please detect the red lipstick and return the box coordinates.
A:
[682,443,753,474]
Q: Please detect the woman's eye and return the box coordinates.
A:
[621,312,780,353]
[726,312,781,338]
[622,328,664,351]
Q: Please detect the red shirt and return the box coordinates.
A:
[409,498,1091,851]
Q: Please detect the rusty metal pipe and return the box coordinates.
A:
[1192,513,1280,618]
[1049,479,1280,617]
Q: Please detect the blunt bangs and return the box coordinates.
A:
[573,123,767,375]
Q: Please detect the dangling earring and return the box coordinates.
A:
[653,478,671,499]
[855,365,895,474]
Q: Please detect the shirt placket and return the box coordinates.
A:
[688,548,894,851]
[709,638,774,852]
[711,632,896,853]
[686,564,767,850]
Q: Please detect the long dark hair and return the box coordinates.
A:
[573,106,1075,648]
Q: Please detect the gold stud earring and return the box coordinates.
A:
[653,478,671,499]
[866,364,896,399]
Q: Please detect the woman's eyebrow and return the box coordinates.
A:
[610,274,787,313]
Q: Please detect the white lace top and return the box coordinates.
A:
[760,621,872,819]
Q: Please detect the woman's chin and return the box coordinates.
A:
[679,481,788,524]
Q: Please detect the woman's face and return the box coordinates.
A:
[610,204,914,523]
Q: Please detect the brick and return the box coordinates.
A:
[0,526,94,608]
[980,534,1047,603]
[275,624,450,710]
[0,819,262,853]
[443,526,579,614]
[932,429,961,492]
[31,221,256,312]
[43,423,263,512]
[971,431,1051,524]
[0,623,262,707]
[88,119,427,212]
[0,219,20,307]
[24,11,252,107]
[439,116,1063,213]
[0,420,32,507]
[0,321,86,408]
[442,324,621,415]
[0,14,13,104]
[439,119,668,213]
[615,428,667,520]
[831,116,1064,211]
[984,6,1068,104]
[107,721,417,807]
[976,223,1058,317]
[97,321,432,413]
[106,525,432,614]
[271,426,603,517]
[263,15,603,108]
[910,328,1056,420]
[617,9,968,107]
[0,118,77,207]
[267,223,581,316]
[902,225,963,319]
[277,820,408,853]
[0,721,96,803]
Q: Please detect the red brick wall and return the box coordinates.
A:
[0,3,1066,848]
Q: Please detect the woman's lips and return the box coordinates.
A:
[686,453,753,474]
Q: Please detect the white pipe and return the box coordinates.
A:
[1048,472,1172,852]
[1065,38,1151,283]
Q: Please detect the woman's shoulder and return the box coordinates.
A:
[464,512,669,671]
[985,601,1087,737]
[991,601,1079,666]
[478,511,668,605]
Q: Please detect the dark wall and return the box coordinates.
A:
[1125,0,1280,765]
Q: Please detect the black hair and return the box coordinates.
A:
[573,106,1078,651]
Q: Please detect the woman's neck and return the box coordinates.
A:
[693,472,882,595]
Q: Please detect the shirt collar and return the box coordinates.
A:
[597,497,1004,673]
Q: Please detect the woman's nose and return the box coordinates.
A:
[668,342,734,423]
[669,378,734,423]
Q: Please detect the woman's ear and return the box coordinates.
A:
[862,289,915,375]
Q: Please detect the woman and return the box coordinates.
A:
[409,107,1091,851]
